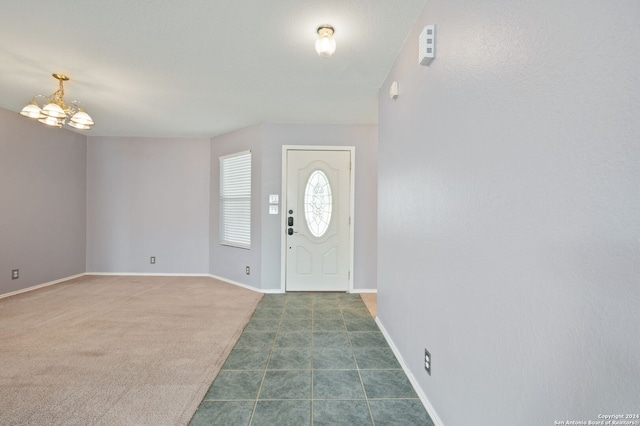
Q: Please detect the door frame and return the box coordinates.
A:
[280,145,356,293]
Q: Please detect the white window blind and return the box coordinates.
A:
[220,151,251,249]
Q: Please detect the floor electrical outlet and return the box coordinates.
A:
[12,269,19,280]
[150,256,156,264]
[424,348,431,375]
[246,266,250,275]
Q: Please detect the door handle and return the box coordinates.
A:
[288,217,294,226]
[288,228,294,235]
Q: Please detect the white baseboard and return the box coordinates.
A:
[2,272,367,298]
[376,317,445,426]
[86,272,282,294]
[207,274,267,294]
[260,288,286,294]
[86,272,210,277]
[0,273,86,300]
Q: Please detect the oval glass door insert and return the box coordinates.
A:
[304,170,332,237]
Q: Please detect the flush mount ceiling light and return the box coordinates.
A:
[315,25,336,58]
[20,73,94,130]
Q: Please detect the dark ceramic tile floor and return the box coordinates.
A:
[190,293,435,426]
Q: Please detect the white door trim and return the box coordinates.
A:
[280,145,355,293]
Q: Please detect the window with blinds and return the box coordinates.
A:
[219,151,251,249]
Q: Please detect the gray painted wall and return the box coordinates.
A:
[261,123,378,291]
[209,125,264,287]
[210,123,378,291]
[0,119,376,289]
[86,137,210,274]
[0,107,86,295]
[377,1,640,425]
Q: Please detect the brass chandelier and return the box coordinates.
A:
[20,73,94,130]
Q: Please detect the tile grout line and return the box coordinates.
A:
[246,296,284,426]
[345,298,377,426]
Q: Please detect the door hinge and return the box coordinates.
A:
[348,271,351,280]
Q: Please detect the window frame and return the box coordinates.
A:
[219,150,251,249]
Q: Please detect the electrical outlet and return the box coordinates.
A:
[150,256,156,264]
[11,269,19,280]
[424,348,431,375]
[246,266,250,275]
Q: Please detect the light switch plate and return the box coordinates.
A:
[269,194,279,204]
[269,205,279,215]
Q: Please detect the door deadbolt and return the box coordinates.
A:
[288,217,294,226]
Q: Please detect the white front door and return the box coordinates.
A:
[285,149,351,291]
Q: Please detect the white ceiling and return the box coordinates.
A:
[0,0,426,138]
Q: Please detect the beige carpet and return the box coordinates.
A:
[0,275,262,426]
